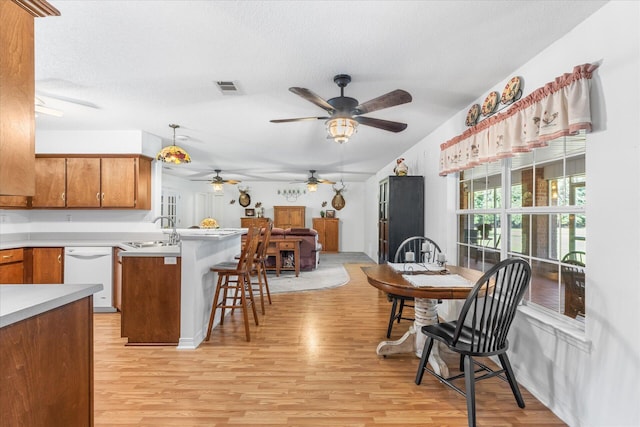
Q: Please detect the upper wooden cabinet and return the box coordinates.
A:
[0,1,59,197]
[312,218,339,253]
[273,206,305,229]
[33,157,66,207]
[32,155,152,209]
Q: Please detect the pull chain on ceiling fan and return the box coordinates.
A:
[271,74,412,144]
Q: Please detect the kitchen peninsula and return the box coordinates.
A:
[0,284,103,425]
[119,228,244,349]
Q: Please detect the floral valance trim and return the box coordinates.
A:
[439,63,598,176]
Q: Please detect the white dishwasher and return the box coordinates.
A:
[64,247,115,312]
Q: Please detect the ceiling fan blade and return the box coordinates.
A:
[355,116,408,133]
[35,103,63,117]
[317,179,336,184]
[270,116,328,123]
[289,87,335,113]
[354,89,412,115]
[224,179,241,185]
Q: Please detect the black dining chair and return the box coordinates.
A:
[562,259,585,319]
[415,257,531,427]
[388,236,442,338]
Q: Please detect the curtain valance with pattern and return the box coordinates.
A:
[439,63,598,176]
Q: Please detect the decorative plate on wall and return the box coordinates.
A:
[465,104,481,127]
[501,76,522,104]
[481,91,500,116]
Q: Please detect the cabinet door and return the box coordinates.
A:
[289,207,305,228]
[101,157,136,208]
[324,219,339,252]
[274,207,290,228]
[33,157,66,207]
[66,158,101,207]
[31,247,63,284]
[0,1,35,197]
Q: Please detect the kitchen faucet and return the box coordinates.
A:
[153,216,180,245]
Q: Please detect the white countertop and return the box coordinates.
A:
[0,283,103,328]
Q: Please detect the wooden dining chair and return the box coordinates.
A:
[206,226,261,342]
[415,257,532,427]
[388,236,442,338]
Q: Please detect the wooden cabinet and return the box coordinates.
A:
[313,218,339,252]
[1,296,93,427]
[121,256,181,345]
[30,247,63,284]
[33,155,152,209]
[0,196,29,208]
[33,157,66,207]
[240,217,270,228]
[0,248,25,284]
[0,1,59,197]
[274,206,305,229]
[378,176,424,263]
[66,157,101,207]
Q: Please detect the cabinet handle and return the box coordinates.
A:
[57,255,61,263]
[101,193,105,200]
[96,193,100,200]
[61,192,65,201]
[2,255,12,259]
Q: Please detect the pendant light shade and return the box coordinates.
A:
[157,124,191,164]
[325,117,358,144]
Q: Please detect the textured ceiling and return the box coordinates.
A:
[34,1,607,184]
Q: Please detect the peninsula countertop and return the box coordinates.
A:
[0,283,104,328]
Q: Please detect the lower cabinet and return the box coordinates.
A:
[0,249,24,284]
[121,256,181,345]
[0,297,94,426]
[313,218,339,252]
[30,248,64,284]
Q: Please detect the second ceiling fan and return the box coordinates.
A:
[271,74,412,143]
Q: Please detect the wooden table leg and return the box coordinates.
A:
[375,297,449,377]
[293,242,300,277]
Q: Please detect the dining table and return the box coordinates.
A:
[362,263,483,378]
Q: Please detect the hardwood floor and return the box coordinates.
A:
[93,263,566,426]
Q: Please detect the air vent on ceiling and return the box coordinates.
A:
[215,80,241,95]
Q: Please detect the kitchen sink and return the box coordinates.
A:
[122,240,178,248]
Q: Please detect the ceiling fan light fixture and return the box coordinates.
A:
[326,117,358,144]
[157,124,192,164]
[211,182,224,192]
[307,182,318,192]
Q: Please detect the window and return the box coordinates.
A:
[160,190,179,228]
[456,132,586,322]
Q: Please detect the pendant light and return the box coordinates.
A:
[157,124,191,164]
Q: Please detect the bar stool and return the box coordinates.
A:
[206,227,261,342]
[252,220,273,314]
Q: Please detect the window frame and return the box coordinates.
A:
[455,134,586,326]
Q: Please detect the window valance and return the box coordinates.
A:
[439,63,598,176]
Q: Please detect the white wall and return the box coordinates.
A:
[363,2,640,425]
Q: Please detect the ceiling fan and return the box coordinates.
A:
[192,169,241,191]
[35,97,63,117]
[293,170,335,192]
[270,74,412,143]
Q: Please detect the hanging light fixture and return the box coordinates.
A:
[325,117,358,144]
[211,182,224,193]
[157,124,191,164]
[307,182,318,192]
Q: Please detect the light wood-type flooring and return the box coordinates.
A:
[93,263,566,427]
